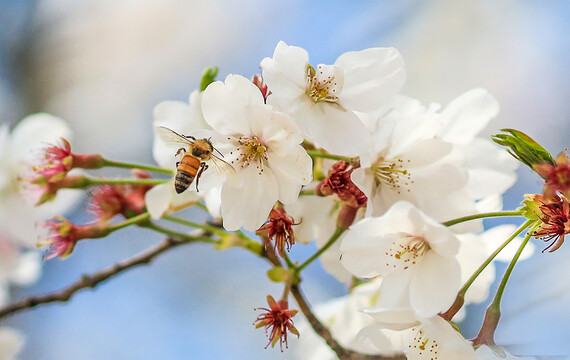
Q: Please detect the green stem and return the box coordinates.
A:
[442,210,524,227]
[87,178,168,186]
[305,150,354,163]
[194,202,209,212]
[162,216,228,238]
[282,251,295,268]
[108,213,151,232]
[472,220,539,347]
[491,222,538,307]
[296,227,345,273]
[143,222,219,244]
[102,158,173,175]
[441,219,533,320]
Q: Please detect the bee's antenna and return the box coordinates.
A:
[214,147,224,158]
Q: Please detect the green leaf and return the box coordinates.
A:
[199,67,219,92]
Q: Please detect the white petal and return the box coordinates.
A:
[201,74,264,135]
[410,252,461,317]
[221,165,279,231]
[361,307,419,330]
[203,186,222,219]
[336,47,406,112]
[8,251,41,286]
[260,41,308,99]
[305,103,370,157]
[145,183,174,218]
[267,146,312,204]
[439,88,499,145]
[9,113,72,164]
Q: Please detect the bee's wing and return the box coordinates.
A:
[209,154,237,177]
[156,126,193,147]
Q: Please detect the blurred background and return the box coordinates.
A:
[1,0,569,358]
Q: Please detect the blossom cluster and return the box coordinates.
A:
[146,41,528,358]
[3,40,568,359]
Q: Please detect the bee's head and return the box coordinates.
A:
[192,139,214,159]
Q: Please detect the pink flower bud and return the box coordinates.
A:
[38,216,111,260]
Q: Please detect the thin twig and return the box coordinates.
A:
[0,234,206,319]
[290,285,406,360]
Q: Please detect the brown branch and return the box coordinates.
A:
[290,285,406,360]
[0,235,202,319]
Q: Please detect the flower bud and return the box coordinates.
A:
[30,175,90,206]
[38,216,111,260]
[33,138,104,183]
[252,74,270,102]
[492,129,554,171]
[88,170,153,220]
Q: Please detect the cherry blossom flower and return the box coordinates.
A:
[350,99,475,229]
[340,201,462,317]
[200,74,312,231]
[260,41,405,157]
[254,295,299,351]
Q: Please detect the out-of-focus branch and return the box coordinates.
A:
[290,285,406,360]
[0,234,209,319]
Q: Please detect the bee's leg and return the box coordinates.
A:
[195,162,209,192]
[176,162,180,167]
[183,135,196,141]
[175,148,186,157]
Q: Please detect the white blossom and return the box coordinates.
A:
[340,201,462,317]
[200,74,312,231]
[350,101,479,232]
[261,41,405,157]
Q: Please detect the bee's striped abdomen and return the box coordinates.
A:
[174,155,201,194]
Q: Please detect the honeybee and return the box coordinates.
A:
[156,126,235,193]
